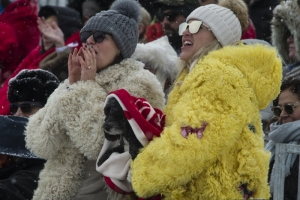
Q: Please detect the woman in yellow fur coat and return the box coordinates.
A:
[131,0,283,199]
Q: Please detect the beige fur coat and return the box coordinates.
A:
[25,58,165,200]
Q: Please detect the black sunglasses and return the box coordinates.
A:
[272,102,300,117]
[80,31,106,43]
[10,102,44,114]
[157,11,178,22]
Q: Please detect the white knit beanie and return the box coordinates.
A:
[186,4,241,46]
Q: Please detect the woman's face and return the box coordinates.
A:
[42,15,58,51]
[85,33,120,71]
[180,20,216,61]
[277,88,300,124]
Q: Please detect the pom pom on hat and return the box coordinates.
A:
[81,0,141,59]
[110,0,140,23]
[8,69,60,105]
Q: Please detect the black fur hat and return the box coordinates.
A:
[8,69,60,105]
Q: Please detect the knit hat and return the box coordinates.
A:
[0,115,39,158]
[81,0,141,59]
[96,89,165,194]
[187,0,247,46]
[8,69,60,105]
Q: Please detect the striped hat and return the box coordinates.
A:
[104,89,165,146]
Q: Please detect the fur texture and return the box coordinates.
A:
[219,0,249,32]
[271,0,300,64]
[131,36,179,96]
[25,58,165,200]
[131,44,282,199]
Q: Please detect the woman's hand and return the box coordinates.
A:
[77,46,97,81]
[68,46,97,84]
[37,17,65,47]
[68,48,81,84]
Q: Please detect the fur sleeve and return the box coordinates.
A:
[25,80,70,159]
[131,59,255,197]
[58,80,108,160]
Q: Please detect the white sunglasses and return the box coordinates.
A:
[179,21,209,36]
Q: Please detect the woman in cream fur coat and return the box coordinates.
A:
[24,0,165,199]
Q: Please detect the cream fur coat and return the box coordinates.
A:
[25,58,165,200]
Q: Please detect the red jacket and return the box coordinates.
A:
[0,31,82,115]
[0,0,40,84]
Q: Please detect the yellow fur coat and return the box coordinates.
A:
[131,44,282,199]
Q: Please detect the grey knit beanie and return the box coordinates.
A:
[81,0,141,59]
[186,4,241,46]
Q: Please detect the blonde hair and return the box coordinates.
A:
[176,40,222,77]
[140,7,151,28]
[139,7,151,43]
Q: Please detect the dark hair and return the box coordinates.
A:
[273,73,300,106]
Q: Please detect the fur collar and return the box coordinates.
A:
[271,0,300,64]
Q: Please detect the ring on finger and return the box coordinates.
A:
[87,66,92,69]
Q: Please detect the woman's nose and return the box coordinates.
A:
[14,108,26,117]
[182,27,191,36]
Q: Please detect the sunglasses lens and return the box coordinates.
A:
[189,21,202,34]
[80,32,90,43]
[272,107,281,117]
[21,104,32,113]
[179,22,188,36]
[93,32,105,43]
[285,105,294,115]
[10,104,18,114]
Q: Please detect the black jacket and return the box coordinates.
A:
[0,158,45,200]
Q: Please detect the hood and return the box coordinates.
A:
[131,36,179,88]
[39,5,82,39]
[271,0,300,64]
[205,43,282,109]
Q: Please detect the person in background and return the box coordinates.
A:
[0,69,59,200]
[266,73,300,199]
[245,0,280,44]
[138,7,151,43]
[0,5,82,116]
[271,0,300,77]
[81,0,102,25]
[24,0,165,199]
[131,0,282,199]
[0,0,40,85]
[153,0,198,54]
[7,69,60,118]
[0,116,45,200]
